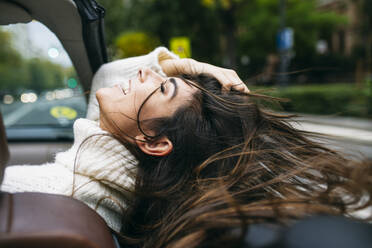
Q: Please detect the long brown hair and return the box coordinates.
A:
[116,74,372,248]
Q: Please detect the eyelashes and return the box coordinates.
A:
[160,81,166,93]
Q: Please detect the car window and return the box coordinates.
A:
[0,20,86,140]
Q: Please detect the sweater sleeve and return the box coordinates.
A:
[86,47,179,121]
[1,163,72,194]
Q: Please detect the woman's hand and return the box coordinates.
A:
[197,61,250,94]
[160,58,249,94]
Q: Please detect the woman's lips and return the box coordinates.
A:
[115,84,126,95]
[116,80,131,95]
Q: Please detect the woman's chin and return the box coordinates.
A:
[96,87,112,101]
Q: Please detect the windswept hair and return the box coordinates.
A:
[118,74,372,248]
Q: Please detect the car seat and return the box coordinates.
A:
[0,111,117,248]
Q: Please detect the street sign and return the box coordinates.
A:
[170,37,191,58]
[277,27,294,51]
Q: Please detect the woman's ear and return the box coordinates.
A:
[135,134,173,157]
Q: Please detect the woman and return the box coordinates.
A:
[0,47,248,232]
[114,73,372,247]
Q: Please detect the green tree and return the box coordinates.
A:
[201,0,246,69]
[96,0,127,54]
[354,0,372,79]
[0,30,21,65]
[236,0,346,76]
[0,29,29,93]
[97,0,345,78]
[28,59,48,93]
[98,0,222,64]
[355,0,372,114]
[27,58,65,93]
[0,29,67,94]
[115,31,160,58]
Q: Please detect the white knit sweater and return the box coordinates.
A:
[1,47,179,232]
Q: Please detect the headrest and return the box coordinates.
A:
[0,1,32,25]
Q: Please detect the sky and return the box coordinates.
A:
[2,20,72,67]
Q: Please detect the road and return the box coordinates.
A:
[292,114,372,159]
[1,96,86,127]
[1,99,371,159]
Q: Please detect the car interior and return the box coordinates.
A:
[0,0,119,247]
[1,1,371,248]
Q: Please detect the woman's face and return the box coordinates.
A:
[96,67,197,141]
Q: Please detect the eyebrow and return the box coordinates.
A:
[169,77,178,99]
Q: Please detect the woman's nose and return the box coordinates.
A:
[140,68,164,85]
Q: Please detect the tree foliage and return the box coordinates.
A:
[0,30,22,66]
[115,31,160,58]
[237,0,346,74]
[98,0,222,63]
[27,58,65,93]
[96,0,127,51]
[0,29,68,94]
[96,0,347,78]
[355,0,372,75]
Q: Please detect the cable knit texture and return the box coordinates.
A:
[1,47,179,232]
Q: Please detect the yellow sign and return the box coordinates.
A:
[50,106,77,120]
[170,37,191,58]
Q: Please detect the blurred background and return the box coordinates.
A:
[98,0,372,119]
[0,0,371,161]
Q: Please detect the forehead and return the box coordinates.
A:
[140,76,197,119]
[172,76,198,100]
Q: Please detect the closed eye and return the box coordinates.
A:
[160,78,177,98]
[160,81,166,93]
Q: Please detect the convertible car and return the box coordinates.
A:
[0,0,119,247]
[1,1,372,248]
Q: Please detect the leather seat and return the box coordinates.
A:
[0,192,116,248]
[0,111,116,248]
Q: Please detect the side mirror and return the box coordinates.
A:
[0,111,9,184]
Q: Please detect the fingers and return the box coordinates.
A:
[221,82,249,94]
[218,69,250,94]
[197,62,250,94]
[219,71,233,93]
[231,82,250,93]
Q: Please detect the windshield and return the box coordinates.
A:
[0,21,86,134]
